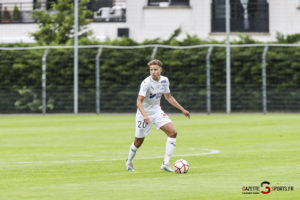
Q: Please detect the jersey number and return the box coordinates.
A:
[138,121,147,128]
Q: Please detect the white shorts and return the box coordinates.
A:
[135,110,172,138]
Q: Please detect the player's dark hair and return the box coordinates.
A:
[148,59,162,67]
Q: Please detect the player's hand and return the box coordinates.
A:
[182,109,190,119]
[144,115,150,124]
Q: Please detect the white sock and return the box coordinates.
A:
[127,143,138,163]
[164,137,176,165]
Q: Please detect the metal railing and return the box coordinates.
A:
[0,43,299,114]
[0,1,126,24]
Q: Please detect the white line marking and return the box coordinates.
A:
[0,149,220,166]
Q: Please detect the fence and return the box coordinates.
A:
[0,44,299,114]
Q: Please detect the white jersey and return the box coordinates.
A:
[137,75,170,115]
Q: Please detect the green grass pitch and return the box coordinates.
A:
[0,114,299,200]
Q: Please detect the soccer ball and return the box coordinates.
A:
[174,159,189,173]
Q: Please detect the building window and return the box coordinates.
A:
[148,0,189,6]
[118,28,129,37]
[212,0,269,32]
[87,0,113,12]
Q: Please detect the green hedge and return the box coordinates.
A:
[0,37,299,113]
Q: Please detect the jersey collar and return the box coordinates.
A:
[150,75,161,83]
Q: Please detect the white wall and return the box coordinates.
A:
[0,23,37,43]
[0,22,129,43]
[89,22,129,41]
[126,0,212,41]
[269,0,300,36]
[126,0,300,42]
[190,0,211,39]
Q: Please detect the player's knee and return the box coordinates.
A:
[169,130,177,138]
[134,141,141,148]
[134,138,144,148]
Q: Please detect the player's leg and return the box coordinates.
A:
[126,114,152,171]
[154,112,176,172]
[134,137,144,148]
[160,122,177,172]
[126,137,144,171]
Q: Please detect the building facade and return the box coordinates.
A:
[0,0,300,43]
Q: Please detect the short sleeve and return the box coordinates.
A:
[138,80,149,97]
[164,78,170,94]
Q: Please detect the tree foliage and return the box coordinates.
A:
[0,34,299,113]
[32,0,92,45]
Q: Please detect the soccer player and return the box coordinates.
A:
[126,59,190,172]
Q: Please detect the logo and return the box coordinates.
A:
[160,80,167,83]
[149,93,156,99]
[149,92,163,99]
[261,181,271,194]
[242,181,294,195]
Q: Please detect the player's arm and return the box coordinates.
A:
[164,93,190,118]
[137,95,150,124]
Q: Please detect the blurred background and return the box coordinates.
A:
[0,0,299,114]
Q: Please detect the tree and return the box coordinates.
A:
[32,0,92,45]
[12,5,22,22]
